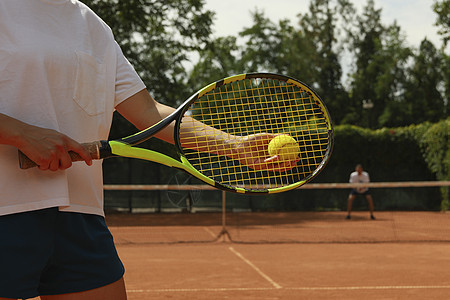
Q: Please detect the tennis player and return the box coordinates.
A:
[345,164,375,220]
[0,1,197,299]
[0,1,296,299]
[0,1,152,298]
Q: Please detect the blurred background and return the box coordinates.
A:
[81,0,449,214]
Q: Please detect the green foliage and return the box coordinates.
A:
[82,0,214,105]
[322,123,434,183]
[419,118,450,209]
[261,122,442,212]
[433,0,450,46]
[187,36,240,90]
[399,39,446,126]
[297,0,351,125]
[82,0,448,129]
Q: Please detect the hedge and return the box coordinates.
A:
[103,118,450,212]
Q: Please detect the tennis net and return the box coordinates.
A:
[105,181,450,244]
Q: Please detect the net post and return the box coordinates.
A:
[222,190,226,229]
[215,190,232,242]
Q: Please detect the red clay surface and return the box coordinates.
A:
[110,211,450,299]
[119,242,450,299]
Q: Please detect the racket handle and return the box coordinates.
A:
[18,141,104,169]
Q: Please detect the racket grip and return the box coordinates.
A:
[18,141,103,169]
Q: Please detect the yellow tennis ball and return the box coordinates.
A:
[268,135,300,161]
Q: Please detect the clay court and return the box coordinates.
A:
[105,211,450,299]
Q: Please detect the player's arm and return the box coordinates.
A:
[0,113,92,171]
[115,89,296,171]
[115,89,178,143]
[116,89,241,154]
[349,174,355,183]
[115,89,236,151]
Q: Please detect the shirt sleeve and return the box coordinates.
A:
[113,42,146,107]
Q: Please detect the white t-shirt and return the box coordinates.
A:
[0,0,146,216]
[349,171,370,193]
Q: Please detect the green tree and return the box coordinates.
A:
[298,0,354,125]
[402,39,445,124]
[442,53,450,116]
[433,0,450,46]
[344,0,384,127]
[194,9,318,90]
[238,10,300,75]
[188,36,240,89]
[375,23,412,127]
[347,0,412,128]
[82,0,214,105]
[433,0,450,117]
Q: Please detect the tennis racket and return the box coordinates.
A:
[19,73,333,194]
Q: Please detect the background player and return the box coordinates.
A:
[346,164,375,220]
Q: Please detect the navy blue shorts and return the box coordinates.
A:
[350,189,371,196]
[0,208,124,299]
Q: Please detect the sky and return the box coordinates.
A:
[203,0,442,49]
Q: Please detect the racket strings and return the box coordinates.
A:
[180,77,331,190]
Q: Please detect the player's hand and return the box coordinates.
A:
[233,133,299,172]
[16,125,92,171]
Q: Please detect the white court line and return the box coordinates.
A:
[203,227,216,238]
[228,246,282,289]
[290,285,450,291]
[128,285,450,293]
[128,287,275,293]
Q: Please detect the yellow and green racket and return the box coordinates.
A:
[19,73,333,194]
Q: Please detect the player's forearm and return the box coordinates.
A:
[116,89,240,154]
[151,103,241,156]
[0,113,30,148]
[178,116,239,157]
[116,89,178,144]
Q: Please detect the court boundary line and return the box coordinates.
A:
[228,246,282,289]
[127,285,450,293]
[203,226,216,238]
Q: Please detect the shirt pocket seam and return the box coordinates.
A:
[73,51,106,116]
